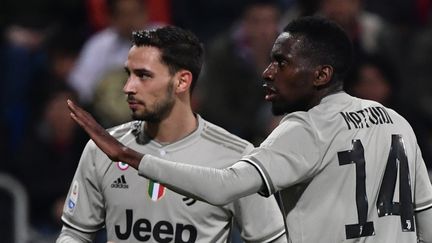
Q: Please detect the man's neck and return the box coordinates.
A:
[310,83,344,109]
[144,108,198,144]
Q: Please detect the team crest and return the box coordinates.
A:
[148,180,166,201]
[117,162,129,170]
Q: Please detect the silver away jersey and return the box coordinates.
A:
[242,92,432,243]
[61,115,285,242]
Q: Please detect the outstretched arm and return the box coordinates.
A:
[67,100,264,205]
[138,155,263,205]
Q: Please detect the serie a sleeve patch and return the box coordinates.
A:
[66,180,79,216]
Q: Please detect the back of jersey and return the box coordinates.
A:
[297,92,432,242]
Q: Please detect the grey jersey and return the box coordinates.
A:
[61,115,285,242]
[242,92,432,243]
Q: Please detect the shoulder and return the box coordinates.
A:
[82,121,140,158]
[384,106,416,134]
[356,96,412,128]
[264,112,316,145]
[200,119,253,154]
[78,122,140,174]
[277,112,315,135]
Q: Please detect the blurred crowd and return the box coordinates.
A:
[1,0,432,242]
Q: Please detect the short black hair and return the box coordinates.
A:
[283,16,353,83]
[132,26,204,93]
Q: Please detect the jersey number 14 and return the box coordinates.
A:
[338,134,415,239]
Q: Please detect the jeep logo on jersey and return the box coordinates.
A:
[115,210,197,242]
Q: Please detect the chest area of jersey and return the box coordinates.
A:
[103,162,230,217]
[102,163,232,242]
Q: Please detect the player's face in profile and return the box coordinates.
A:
[262,32,316,115]
[123,45,176,122]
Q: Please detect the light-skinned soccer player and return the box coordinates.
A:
[57,26,286,243]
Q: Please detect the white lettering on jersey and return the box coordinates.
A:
[340,106,393,130]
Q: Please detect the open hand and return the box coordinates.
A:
[67,99,142,168]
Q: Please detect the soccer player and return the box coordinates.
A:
[57,26,286,242]
[67,17,432,242]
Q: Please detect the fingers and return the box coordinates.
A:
[67,99,89,128]
[67,99,104,134]
[67,99,76,112]
[67,99,81,122]
[67,99,85,116]
[70,111,85,128]
[67,99,78,121]
[66,99,73,107]
[67,99,79,118]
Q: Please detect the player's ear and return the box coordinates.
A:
[175,70,193,94]
[313,65,333,87]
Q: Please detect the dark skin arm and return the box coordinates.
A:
[67,99,142,169]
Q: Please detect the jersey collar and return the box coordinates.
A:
[140,114,205,152]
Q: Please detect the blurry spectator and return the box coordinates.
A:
[399,21,432,170]
[0,19,50,153]
[92,69,131,127]
[406,20,432,131]
[1,0,87,34]
[344,56,398,107]
[316,0,388,64]
[85,0,111,31]
[363,0,422,27]
[29,27,85,123]
[171,0,261,43]
[11,84,87,241]
[46,31,83,82]
[368,2,421,113]
[68,0,152,105]
[197,0,281,145]
[279,0,319,28]
[86,0,171,32]
[0,9,85,241]
[0,0,88,155]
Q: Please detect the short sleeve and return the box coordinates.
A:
[414,145,432,211]
[61,141,105,233]
[242,119,320,196]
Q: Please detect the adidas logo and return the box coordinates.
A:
[111,175,129,189]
